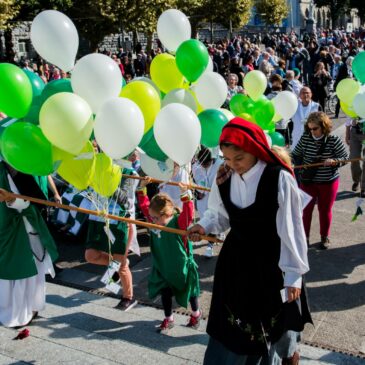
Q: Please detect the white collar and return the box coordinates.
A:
[239,160,267,180]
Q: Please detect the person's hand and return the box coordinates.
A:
[0,188,15,204]
[323,158,336,166]
[188,224,206,242]
[178,182,188,195]
[345,137,350,146]
[286,287,301,303]
[54,193,62,204]
[139,176,152,188]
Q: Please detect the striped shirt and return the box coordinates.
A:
[292,133,348,183]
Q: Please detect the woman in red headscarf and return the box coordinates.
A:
[189,117,312,365]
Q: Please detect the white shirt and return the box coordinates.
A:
[291,101,319,150]
[199,160,309,289]
[192,158,222,216]
[159,167,189,209]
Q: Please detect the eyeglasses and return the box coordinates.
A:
[308,127,320,131]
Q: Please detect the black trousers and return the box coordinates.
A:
[161,287,198,317]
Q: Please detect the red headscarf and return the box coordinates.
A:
[219,117,293,175]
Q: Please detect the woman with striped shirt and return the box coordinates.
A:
[292,112,348,249]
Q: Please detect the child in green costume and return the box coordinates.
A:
[137,179,201,334]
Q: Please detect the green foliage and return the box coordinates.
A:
[255,0,289,26]
[0,0,19,29]
[201,0,253,28]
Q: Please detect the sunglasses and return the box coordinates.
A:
[308,127,320,131]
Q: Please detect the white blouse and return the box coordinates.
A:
[198,160,309,289]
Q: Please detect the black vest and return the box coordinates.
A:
[206,164,312,356]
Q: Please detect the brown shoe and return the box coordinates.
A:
[282,351,300,365]
[320,236,330,250]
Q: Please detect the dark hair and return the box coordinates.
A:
[197,146,213,166]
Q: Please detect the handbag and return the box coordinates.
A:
[300,137,328,184]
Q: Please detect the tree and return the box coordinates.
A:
[350,0,365,25]
[0,0,20,30]
[175,0,205,37]
[313,0,350,26]
[255,0,289,26]
[97,0,175,52]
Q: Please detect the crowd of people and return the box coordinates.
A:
[1,25,365,365]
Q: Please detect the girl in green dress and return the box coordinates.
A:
[137,180,201,334]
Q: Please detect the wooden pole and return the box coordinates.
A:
[122,174,211,192]
[294,157,364,169]
[7,192,222,244]
[123,157,363,193]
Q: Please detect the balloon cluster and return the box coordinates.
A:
[0,8,297,195]
[337,52,365,127]
[228,71,298,147]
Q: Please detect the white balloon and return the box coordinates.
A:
[94,97,144,159]
[31,10,78,72]
[71,54,122,114]
[202,56,214,75]
[272,91,299,121]
[132,77,161,97]
[194,72,228,109]
[154,103,201,166]
[157,9,191,52]
[139,151,174,180]
[353,92,365,118]
[162,88,197,112]
[219,108,235,120]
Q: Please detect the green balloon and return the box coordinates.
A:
[40,78,73,105]
[22,102,41,125]
[138,128,167,162]
[352,52,365,84]
[1,122,54,176]
[23,69,45,98]
[176,39,209,82]
[252,97,275,129]
[269,131,285,147]
[0,117,18,159]
[198,109,229,147]
[0,63,33,118]
[230,94,255,116]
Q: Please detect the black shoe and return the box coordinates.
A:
[116,298,138,311]
[320,236,330,250]
[360,190,365,198]
[352,182,359,192]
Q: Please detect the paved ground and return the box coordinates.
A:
[1,282,364,364]
[3,113,365,363]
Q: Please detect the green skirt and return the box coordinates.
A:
[86,220,128,255]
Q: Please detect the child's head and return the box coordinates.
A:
[271,145,292,167]
[220,142,257,175]
[197,146,213,168]
[219,117,293,175]
[149,193,178,226]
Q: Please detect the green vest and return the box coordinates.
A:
[0,163,58,280]
[33,175,49,200]
[148,215,200,308]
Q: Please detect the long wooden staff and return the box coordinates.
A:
[294,157,364,169]
[6,192,222,244]
[122,174,211,192]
